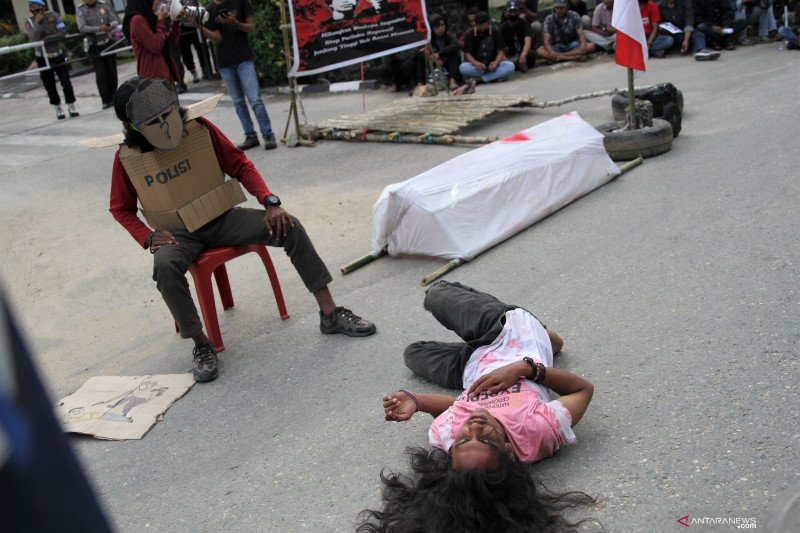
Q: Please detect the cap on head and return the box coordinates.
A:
[29,0,46,6]
[505,0,520,11]
[474,11,490,24]
[114,77,179,127]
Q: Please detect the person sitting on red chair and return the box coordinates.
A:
[109,77,376,383]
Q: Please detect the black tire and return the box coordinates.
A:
[663,102,682,138]
[596,119,673,161]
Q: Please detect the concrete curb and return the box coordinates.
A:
[267,79,377,95]
[0,78,379,100]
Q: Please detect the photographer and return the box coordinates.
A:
[195,0,277,151]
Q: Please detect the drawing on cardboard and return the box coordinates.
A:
[55,374,195,440]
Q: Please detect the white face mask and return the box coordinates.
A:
[125,79,182,149]
[139,106,183,150]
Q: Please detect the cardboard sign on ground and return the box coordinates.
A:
[55,374,195,440]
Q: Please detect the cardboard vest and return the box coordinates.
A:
[118,120,245,232]
[82,95,245,232]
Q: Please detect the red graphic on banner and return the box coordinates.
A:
[677,515,690,527]
[288,0,428,77]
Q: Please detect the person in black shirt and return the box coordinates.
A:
[500,0,536,72]
[410,13,462,90]
[459,11,516,86]
[195,0,277,151]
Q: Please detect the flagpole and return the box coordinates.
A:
[627,67,636,129]
[279,0,314,147]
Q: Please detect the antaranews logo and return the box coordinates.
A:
[676,515,757,528]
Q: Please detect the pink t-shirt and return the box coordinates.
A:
[428,309,576,463]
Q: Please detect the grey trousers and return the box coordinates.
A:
[403,281,520,389]
[153,207,333,338]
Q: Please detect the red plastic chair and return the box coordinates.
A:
[176,244,290,352]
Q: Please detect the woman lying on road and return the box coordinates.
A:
[358,281,596,532]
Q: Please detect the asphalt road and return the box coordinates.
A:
[0,45,798,532]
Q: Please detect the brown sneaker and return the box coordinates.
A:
[320,307,376,337]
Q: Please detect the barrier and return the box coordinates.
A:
[0,33,130,82]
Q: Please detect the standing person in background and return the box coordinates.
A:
[123,0,186,93]
[25,0,79,120]
[178,0,210,82]
[77,0,121,109]
[195,0,278,151]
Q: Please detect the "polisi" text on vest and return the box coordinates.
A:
[144,159,192,186]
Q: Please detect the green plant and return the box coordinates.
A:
[61,13,78,34]
[250,0,287,86]
[0,33,33,76]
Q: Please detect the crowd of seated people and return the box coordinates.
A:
[378,0,798,92]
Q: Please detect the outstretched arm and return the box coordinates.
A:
[383,391,455,422]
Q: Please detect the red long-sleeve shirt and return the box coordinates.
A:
[130,15,181,82]
[109,117,271,247]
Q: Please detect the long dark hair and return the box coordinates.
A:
[357,447,600,533]
[123,0,158,42]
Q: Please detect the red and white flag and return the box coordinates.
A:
[611,0,648,75]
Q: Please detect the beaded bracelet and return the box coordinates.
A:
[533,363,546,384]
[399,389,421,413]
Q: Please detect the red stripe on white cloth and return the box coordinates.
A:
[611,0,648,75]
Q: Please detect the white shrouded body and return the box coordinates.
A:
[371,112,620,261]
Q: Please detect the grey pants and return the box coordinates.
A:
[404,281,520,389]
[153,207,332,338]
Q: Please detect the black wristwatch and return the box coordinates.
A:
[262,194,281,208]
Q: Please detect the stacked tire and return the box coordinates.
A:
[611,83,684,138]
[596,119,674,161]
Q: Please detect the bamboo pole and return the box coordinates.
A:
[627,68,637,130]
[340,248,388,274]
[278,1,314,147]
[316,129,498,145]
[617,156,644,175]
[421,259,463,286]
